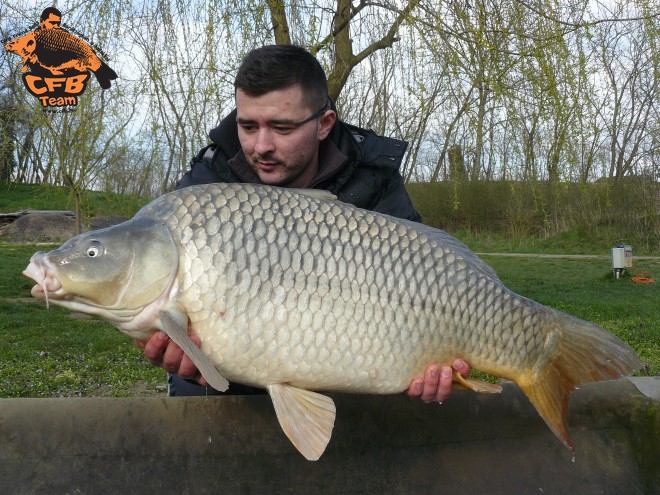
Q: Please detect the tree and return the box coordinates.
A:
[31,86,136,232]
[593,8,658,180]
[125,0,236,193]
[1,0,658,196]
[0,87,17,182]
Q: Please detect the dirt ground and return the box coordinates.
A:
[0,213,127,243]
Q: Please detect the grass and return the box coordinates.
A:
[0,243,167,397]
[454,229,652,256]
[1,243,657,398]
[0,181,150,220]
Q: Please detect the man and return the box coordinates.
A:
[39,7,62,30]
[137,44,470,402]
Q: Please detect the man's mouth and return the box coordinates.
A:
[255,160,280,173]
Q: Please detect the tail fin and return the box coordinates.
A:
[94,62,118,89]
[519,313,641,450]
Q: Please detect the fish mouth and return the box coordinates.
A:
[22,253,69,308]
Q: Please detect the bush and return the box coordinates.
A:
[407,178,659,253]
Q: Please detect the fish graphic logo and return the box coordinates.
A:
[4,7,118,110]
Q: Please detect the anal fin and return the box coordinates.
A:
[267,384,336,461]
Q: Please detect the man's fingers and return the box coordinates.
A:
[406,377,424,398]
[143,331,170,365]
[407,359,472,403]
[158,332,203,380]
[136,329,208,386]
[434,365,453,402]
[452,359,471,378]
[161,340,185,374]
[178,354,199,379]
[421,364,440,402]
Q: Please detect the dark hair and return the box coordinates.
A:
[40,7,62,22]
[234,45,328,110]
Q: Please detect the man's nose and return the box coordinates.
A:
[254,128,275,155]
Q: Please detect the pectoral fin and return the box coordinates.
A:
[267,384,336,461]
[453,371,503,394]
[158,308,229,392]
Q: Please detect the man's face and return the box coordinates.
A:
[236,85,335,188]
[41,14,61,29]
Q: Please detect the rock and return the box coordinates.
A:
[2,213,77,242]
[1,213,128,242]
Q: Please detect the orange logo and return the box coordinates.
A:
[4,7,117,112]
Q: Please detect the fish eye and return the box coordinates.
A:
[86,240,104,258]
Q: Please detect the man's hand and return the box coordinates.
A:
[134,331,209,387]
[406,359,471,403]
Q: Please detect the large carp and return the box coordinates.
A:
[23,183,640,460]
[4,28,117,88]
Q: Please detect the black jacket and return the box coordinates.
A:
[176,108,421,222]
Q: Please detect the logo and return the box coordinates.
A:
[3,7,118,112]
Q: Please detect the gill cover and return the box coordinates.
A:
[46,217,178,308]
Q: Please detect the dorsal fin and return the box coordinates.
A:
[289,189,337,202]
[385,214,502,282]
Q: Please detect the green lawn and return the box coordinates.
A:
[0,243,167,397]
[0,182,150,219]
[1,243,657,398]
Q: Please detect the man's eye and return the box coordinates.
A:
[273,127,294,134]
[240,124,256,132]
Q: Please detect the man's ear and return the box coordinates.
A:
[317,111,337,141]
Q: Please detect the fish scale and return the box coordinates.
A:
[24,182,641,460]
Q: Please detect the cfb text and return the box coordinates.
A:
[23,74,89,106]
